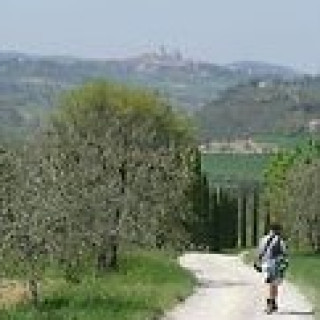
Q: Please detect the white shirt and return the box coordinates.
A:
[258,231,286,261]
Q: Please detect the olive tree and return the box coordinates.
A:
[0,81,197,305]
[40,81,195,269]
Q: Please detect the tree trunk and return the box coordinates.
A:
[237,190,242,248]
[212,188,221,252]
[109,231,119,270]
[29,277,39,306]
[252,187,259,246]
[98,157,126,271]
[241,191,247,248]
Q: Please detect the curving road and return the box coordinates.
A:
[164,253,315,320]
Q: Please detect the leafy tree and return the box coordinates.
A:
[262,139,320,251]
[40,81,195,269]
[0,81,198,305]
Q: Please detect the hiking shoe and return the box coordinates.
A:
[265,299,275,314]
[272,300,278,312]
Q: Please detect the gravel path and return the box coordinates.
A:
[164,253,315,320]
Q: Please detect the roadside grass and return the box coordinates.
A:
[220,248,244,255]
[286,253,320,319]
[0,250,195,320]
[242,249,320,319]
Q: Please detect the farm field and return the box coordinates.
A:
[254,133,313,149]
[200,132,314,184]
[201,153,271,184]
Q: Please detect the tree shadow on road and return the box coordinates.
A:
[198,279,251,288]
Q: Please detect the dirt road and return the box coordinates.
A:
[164,253,315,320]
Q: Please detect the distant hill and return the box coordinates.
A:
[0,49,242,109]
[195,76,320,141]
[0,50,306,142]
[0,50,240,141]
[225,61,298,78]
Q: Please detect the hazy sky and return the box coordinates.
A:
[1,0,320,71]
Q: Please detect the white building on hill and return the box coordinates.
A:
[308,119,320,133]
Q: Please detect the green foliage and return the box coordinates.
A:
[54,80,193,143]
[196,78,320,140]
[195,152,268,251]
[255,133,312,149]
[287,253,320,319]
[262,139,320,251]
[0,81,198,304]
[243,249,320,318]
[0,52,248,142]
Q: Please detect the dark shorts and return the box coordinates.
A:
[261,259,284,284]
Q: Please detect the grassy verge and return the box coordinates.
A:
[242,250,320,319]
[286,253,320,319]
[0,250,195,320]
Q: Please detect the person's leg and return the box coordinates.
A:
[265,284,273,313]
[263,261,278,313]
[270,283,278,310]
[265,279,278,313]
[270,283,278,299]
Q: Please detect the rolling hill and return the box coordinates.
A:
[0,50,303,142]
[195,76,320,141]
[225,61,298,78]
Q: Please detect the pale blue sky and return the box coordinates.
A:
[1,0,320,71]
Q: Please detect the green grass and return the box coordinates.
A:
[201,133,316,185]
[0,250,195,320]
[202,153,270,183]
[242,250,320,319]
[287,253,320,319]
[254,133,312,149]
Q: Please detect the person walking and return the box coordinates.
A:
[255,223,288,314]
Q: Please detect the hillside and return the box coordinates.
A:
[225,61,297,78]
[0,50,302,142]
[195,76,320,141]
